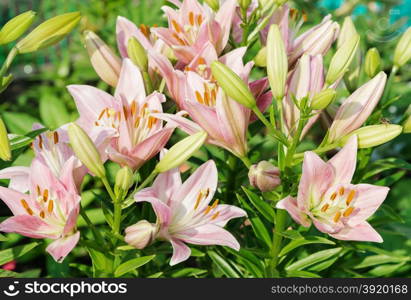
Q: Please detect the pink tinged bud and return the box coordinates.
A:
[125,220,157,249]
[248,161,281,192]
[328,72,387,143]
[84,30,121,87]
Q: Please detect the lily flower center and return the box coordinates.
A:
[194,82,218,107]
[34,131,67,178]
[170,11,204,46]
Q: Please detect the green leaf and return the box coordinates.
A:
[242,186,275,223]
[208,251,240,278]
[9,128,48,151]
[354,254,409,269]
[171,268,207,278]
[2,112,39,134]
[0,233,8,241]
[39,96,71,129]
[148,272,163,278]
[286,270,322,278]
[87,247,113,277]
[0,242,40,265]
[368,262,406,277]
[363,158,411,179]
[249,216,272,248]
[279,236,335,257]
[374,170,406,186]
[286,247,342,271]
[114,255,155,277]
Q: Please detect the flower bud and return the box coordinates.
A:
[394,27,411,68]
[0,74,13,94]
[127,37,148,71]
[0,117,11,161]
[403,115,411,133]
[0,11,36,45]
[248,161,281,192]
[115,166,134,196]
[326,34,360,85]
[84,30,121,87]
[155,131,207,173]
[125,220,157,249]
[211,61,256,109]
[67,123,106,178]
[204,0,220,11]
[267,24,288,100]
[239,0,252,11]
[311,89,337,110]
[17,12,81,53]
[337,17,357,48]
[341,124,402,148]
[365,48,381,78]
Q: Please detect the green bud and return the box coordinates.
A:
[239,0,252,11]
[337,17,357,48]
[0,74,13,94]
[403,115,411,133]
[326,34,360,85]
[155,131,207,173]
[0,11,36,45]
[254,47,267,67]
[127,37,148,71]
[0,117,11,161]
[67,123,106,178]
[115,166,134,197]
[267,24,288,100]
[17,12,81,54]
[364,48,381,78]
[341,124,402,148]
[204,0,220,11]
[211,61,256,109]
[394,27,411,68]
[311,89,337,110]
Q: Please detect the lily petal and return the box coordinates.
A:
[328,135,358,184]
[0,215,59,239]
[46,231,80,262]
[277,196,311,227]
[169,238,191,266]
[330,222,383,243]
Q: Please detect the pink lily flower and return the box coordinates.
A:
[130,160,247,265]
[68,59,174,170]
[0,125,86,193]
[328,72,387,143]
[0,158,81,262]
[150,45,271,157]
[277,136,389,242]
[152,0,237,64]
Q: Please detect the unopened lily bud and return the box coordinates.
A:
[84,30,121,87]
[115,166,134,196]
[341,124,402,148]
[125,220,157,249]
[239,0,252,10]
[365,48,381,78]
[394,27,411,68]
[204,0,220,11]
[155,131,207,173]
[127,37,148,71]
[211,61,256,109]
[17,12,81,53]
[254,47,267,67]
[267,24,288,100]
[403,115,411,133]
[248,161,281,192]
[67,123,105,178]
[0,117,11,161]
[326,34,360,85]
[311,89,337,110]
[337,17,357,48]
[0,11,36,45]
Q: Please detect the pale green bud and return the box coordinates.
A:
[326,34,360,85]
[248,161,281,192]
[68,123,105,178]
[394,27,411,68]
[341,124,402,148]
[204,0,220,11]
[211,61,256,109]
[337,17,357,48]
[311,89,337,110]
[125,220,157,249]
[254,47,267,67]
[0,11,36,45]
[115,166,134,196]
[267,24,288,100]
[17,12,81,53]
[127,37,148,71]
[403,115,411,133]
[364,48,381,78]
[239,0,252,10]
[0,117,11,161]
[155,131,207,173]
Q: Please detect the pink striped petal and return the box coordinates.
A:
[211,204,247,227]
[277,196,311,227]
[328,135,357,184]
[0,166,30,193]
[115,59,146,105]
[135,195,172,228]
[169,238,191,266]
[330,222,383,243]
[116,16,152,58]
[0,186,30,215]
[0,215,59,239]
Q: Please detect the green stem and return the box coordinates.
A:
[112,194,122,235]
[380,66,398,105]
[252,105,288,146]
[268,209,287,277]
[79,204,105,245]
[293,142,340,160]
[123,170,158,208]
[0,47,18,78]
[246,3,278,46]
[142,71,154,94]
[101,177,116,202]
